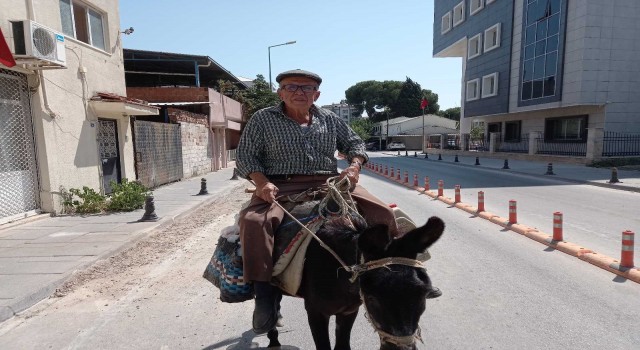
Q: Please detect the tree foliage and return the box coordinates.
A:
[220,75,280,120]
[349,118,374,142]
[437,107,460,121]
[345,78,441,122]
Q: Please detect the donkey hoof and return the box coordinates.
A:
[267,328,281,348]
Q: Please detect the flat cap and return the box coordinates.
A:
[275,69,322,85]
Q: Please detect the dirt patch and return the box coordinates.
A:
[52,186,250,298]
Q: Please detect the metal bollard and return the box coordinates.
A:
[545,163,555,175]
[414,151,418,157]
[502,159,510,169]
[424,153,429,159]
[405,150,409,157]
[438,154,442,161]
[139,195,160,222]
[475,156,480,166]
[454,155,459,162]
[197,178,209,195]
[230,168,239,180]
[609,167,620,183]
[398,150,401,156]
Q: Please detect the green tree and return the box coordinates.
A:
[391,77,423,118]
[345,80,403,122]
[231,75,280,120]
[437,107,460,121]
[349,118,374,142]
[421,89,440,115]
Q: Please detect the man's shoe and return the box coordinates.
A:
[426,286,442,299]
[252,282,279,334]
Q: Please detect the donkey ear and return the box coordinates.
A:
[388,216,445,257]
[358,224,392,260]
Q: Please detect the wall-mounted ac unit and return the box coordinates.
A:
[11,20,67,69]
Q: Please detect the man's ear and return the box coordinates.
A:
[314,91,321,101]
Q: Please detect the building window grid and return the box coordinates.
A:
[470,0,485,16]
[59,0,106,50]
[468,33,482,60]
[453,2,465,27]
[466,79,480,101]
[442,11,452,34]
[521,0,562,102]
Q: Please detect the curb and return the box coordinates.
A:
[364,162,640,284]
[0,179,247,324]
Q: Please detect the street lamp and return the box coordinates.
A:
[268,41,296,90]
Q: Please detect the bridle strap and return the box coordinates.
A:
[348,257,425,282]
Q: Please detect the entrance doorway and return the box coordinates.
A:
[97,119,121,193]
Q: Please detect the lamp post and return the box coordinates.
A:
[268,41,296,90]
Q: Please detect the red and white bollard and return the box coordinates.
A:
[413,174,419,187]
[404,171,409,184]
[384,166,388,176]
[396,169,401,181]
[553,212,563,241]
[390,167,394,178]
[437,180,444,197]
[454,185,461,203]
[424,176,430,191]
[477,191,485,212]
[509,200,517,224]
[621,230,635,268]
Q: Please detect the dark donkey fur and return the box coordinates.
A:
[267,214,445,350]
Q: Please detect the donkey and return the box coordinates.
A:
[267,211,445,350]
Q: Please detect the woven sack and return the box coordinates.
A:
[203,225,254,303]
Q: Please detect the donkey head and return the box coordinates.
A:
[357,216,445,350]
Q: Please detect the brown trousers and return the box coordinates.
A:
[239,175,399,282]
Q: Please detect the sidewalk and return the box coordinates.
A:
[0,167,246,323]
[384,152,640,192]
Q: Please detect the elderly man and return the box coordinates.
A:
[236,69,438,335]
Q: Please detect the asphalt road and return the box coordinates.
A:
[0,165,638,349]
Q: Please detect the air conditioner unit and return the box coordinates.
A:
[11,20,67,69]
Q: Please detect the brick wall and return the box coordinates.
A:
[127,87,210,103]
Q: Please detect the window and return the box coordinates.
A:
[441,11,452,34]
[468,33,482,59]
[59,0,106,50]
[466,79,480,101]
[521,0,562,101]
[453,2,465,27]
[470,0,484,16]
[545,116,587,141]
[482,73,499,98]
[504,121,521,142]
[484,23,501,52]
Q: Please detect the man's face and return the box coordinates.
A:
[277,76,321,110]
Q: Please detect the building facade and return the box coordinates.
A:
[321,103,360,124]
[433,0,640,160]
[0,0,157,223]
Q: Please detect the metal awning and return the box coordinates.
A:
[89,92,159,117]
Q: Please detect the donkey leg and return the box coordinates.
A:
[305,308,331,350]
[334,311,358,350]
[267,328,281,348]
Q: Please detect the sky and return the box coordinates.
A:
[119,0,463,110]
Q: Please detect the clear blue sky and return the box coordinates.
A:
[119,0,462,110]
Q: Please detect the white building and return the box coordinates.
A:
[0,0,157,223]
[321,103,360,123]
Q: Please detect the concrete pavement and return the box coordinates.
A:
[0,167,245,323]
[2,155,639,324]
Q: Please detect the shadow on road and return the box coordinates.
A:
[202,329,301,350]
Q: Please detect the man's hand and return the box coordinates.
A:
[339,163,360,190]
[256,181,279,203]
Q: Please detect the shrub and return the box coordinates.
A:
[65,186,107,214]
[106,178,150,212]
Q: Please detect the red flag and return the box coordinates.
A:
[0,28,17,68]
[420,98,428,110]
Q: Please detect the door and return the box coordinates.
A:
[487,122,502,141]
[98,119,121,194]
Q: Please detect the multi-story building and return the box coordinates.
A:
[433,0,640,161]
[321,103,360,124]
[0,0,158,223]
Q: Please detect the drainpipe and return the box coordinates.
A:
[26,0,35,20]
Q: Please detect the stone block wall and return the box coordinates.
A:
[180,122,211,178]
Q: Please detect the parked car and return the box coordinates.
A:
[386,141,406,150]
[366,142,379,151]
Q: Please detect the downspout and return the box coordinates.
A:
[26,0,35,20]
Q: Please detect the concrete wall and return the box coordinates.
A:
[1,0,129,213]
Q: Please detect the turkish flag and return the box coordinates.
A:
[420,98,428,110]
[0,28,17,68]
